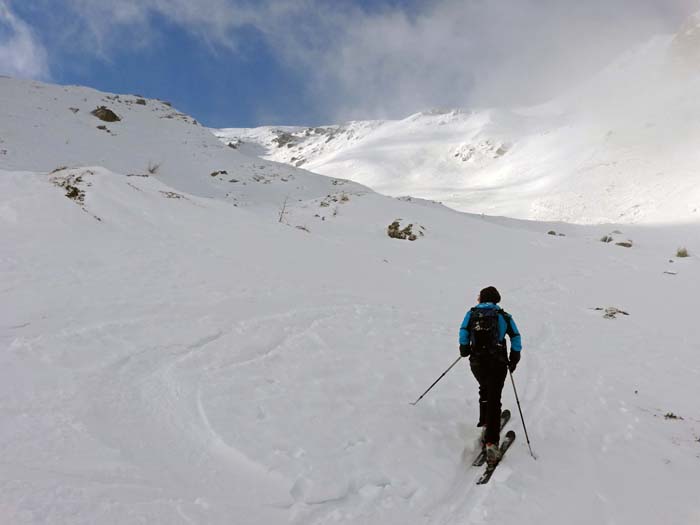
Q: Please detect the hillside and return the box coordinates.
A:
[0,77,368,209]
[2,78,700,525]
[216,27,700,225]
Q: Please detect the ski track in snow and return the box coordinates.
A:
[76,307,369,522]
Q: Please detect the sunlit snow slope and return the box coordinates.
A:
[2,78,700,525]
[216,22,700,225]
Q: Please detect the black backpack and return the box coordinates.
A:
[468,307,504,357]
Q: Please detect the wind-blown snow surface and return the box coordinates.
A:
[2,78,700,524]
[216,27,700,225]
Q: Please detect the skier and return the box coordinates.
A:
[459,286,522,466]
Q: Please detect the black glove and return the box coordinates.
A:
[508,350,521,372]
[459,344,470,358]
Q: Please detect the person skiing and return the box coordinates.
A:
[459,286,522,466]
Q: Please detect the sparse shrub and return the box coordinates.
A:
[616,240,633,248]
[159,191,184,199]
[51,173,86,204]
[387,220,422,241]
[319,193,349,209]
[210,170,228,177]
[135,98,147,105]
[676,247,689,258]
[664,412,683,420]
[547,230,556,236]
[65,186,81,201]
[91,106,121,122]
[278,196,289,223]
[147,162,160,175]
[600,235,613,243]
[593,306,630,319]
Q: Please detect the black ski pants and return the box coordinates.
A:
[470,354,508,444]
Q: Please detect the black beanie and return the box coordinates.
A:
[479,286,501,304]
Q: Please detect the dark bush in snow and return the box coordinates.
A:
[387,220,425,241]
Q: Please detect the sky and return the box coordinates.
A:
[0,0,695,128]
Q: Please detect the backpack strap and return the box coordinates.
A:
[499,309,519,338]
[466,307,479,329]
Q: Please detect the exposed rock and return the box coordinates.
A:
[91,106,121,122]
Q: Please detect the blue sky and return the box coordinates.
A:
[0,0,691,128]
[45,19,316,129]
[4,1,336,127]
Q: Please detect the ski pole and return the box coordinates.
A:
[509,368,537,459]
[410,356,462,406]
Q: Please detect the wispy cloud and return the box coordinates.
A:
[0,1,49,79]
[297,0,694,120]
[8,0,696,121]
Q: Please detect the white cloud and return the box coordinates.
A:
[58,0,268,54]
[14,0,697,120]
[0,1,50,79]
[296,0,695,120]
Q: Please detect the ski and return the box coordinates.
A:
[476,430,516,485]
[472,409,511,467]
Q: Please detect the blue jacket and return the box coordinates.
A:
[459,303,522,352]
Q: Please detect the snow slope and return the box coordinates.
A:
[216,24,700,225]
[0,77,367,209]
[2,78,700,524]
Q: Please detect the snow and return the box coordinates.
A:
[2,72,700,524]
[215,32,700,226]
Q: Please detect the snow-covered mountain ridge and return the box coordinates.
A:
[2,77,700,524]
[0,76,370,209]
[216,28,700,225]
